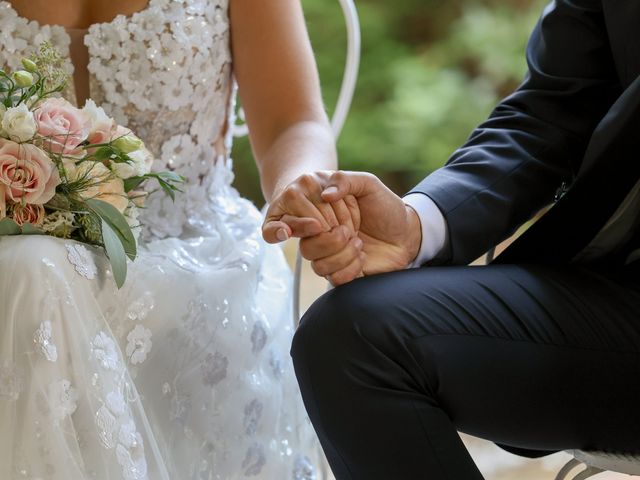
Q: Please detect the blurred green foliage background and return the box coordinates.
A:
[232,0,548,206]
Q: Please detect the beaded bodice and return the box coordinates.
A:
[0,0,236,240]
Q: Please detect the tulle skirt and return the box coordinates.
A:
[0,193,322,479]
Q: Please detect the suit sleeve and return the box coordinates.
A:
[409,0,621,265]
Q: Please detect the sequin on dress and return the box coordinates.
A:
[0,1,322,478]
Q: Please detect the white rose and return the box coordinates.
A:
[111,148,153,179]
[2,103,36,142]
[82,99,112,132]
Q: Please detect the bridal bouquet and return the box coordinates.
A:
[0,43,183,287]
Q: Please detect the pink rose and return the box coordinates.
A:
[0,139,60,206]
[11,203,45,226]
[34,98,90,155]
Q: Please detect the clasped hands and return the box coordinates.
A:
[262,171,423,286]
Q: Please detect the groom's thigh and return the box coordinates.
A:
[293,263,640,452]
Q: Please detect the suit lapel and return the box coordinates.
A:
[495,74,640,264]
[602,0,640,87]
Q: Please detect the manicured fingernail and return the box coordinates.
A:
[354,238,363,249]
[323,186,338,195]
[276,228,289,242]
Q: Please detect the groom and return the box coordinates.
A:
[265,0,640,478]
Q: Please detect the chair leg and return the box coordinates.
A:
[571,466,604,480]
[555,459,581,480]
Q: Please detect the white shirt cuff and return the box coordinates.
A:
[403,193,448,268]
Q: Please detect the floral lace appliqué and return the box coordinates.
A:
[96,404,118,449]
[200,351,228,386]
[48,379,79,423]
[126,325,152,365]
[66,243,98,279]
[91,331,120,371]
[293,455,317,480]
[242,442,266,476]
[34,320,58,362]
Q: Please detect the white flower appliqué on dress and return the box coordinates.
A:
[48,379,79,423]
[126,325,152,365]
[34,320,58,362]
[92,331,120,371]
[66,243,98,280]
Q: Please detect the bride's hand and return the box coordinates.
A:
[262,172,360,243]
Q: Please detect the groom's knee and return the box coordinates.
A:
[291,278,398,375]
[291,284,354,366]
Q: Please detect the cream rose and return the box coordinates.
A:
[11,202,45,226]
[111,147,153,179]
[0,139,60,206]
[2,104,37,142]
[71,161,129,213]
[34,98,90,155]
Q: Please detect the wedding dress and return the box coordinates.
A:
[0,1,323,478]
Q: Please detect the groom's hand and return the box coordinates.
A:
[300,171,422,285]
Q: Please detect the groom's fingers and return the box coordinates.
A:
[322,254,364,286]
[310,235,363,277]
[331,198,355,233]
[299,225,352,261]
[321,171,377,202]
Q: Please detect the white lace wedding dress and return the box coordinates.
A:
[0,1,323,478]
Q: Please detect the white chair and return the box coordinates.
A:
[554,451,640,479]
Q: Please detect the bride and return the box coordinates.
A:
[0,0,345,478]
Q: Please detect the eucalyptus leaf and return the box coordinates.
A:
[86,199,137,261]
[0,218,20,235]
[101,219,127,289]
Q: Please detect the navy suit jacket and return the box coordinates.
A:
[410,0,640,265]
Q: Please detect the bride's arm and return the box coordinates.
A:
[230,0,337,204]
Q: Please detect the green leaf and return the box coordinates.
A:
[159,179,176,201]
[155,171,184,183]
[85,199,137,261]
[101,219,127,289]
[21,223,44,235]
[123,176,145,193]
[0,218,20,235]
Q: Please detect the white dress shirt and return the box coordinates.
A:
[403,193,448,267]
